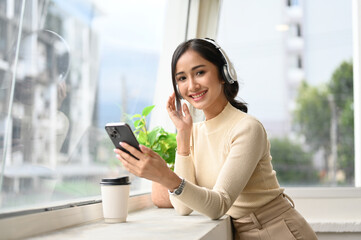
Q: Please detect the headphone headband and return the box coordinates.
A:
[202,38,237,84]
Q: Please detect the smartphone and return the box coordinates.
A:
[105,122,141,159]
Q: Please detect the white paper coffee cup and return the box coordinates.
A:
[100,176,131,223]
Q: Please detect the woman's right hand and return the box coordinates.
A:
[167,93,192,155]
[166,93,192,131]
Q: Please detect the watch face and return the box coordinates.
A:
[174,179,185,195]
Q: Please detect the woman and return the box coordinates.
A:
[115,38,318,239]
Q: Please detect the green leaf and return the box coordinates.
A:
[131,114,142,119]
[133,119,141,128]
[147,130,158,146]
[142,105,155,117]
[137,131,148,145]
[152,143,162,152]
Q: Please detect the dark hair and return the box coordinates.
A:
[171,38,248,113]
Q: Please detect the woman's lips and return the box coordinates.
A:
[189,90,207,101]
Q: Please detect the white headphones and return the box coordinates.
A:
[202,38,237,84]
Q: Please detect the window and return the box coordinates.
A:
[217,0,354,186]
[0,0,166,213]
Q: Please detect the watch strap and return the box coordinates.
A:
[168,177,186,196]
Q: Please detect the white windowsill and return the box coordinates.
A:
[25,197,361,239]
[28,208,233,240]
[1,188,361,239]
[286,187,361,233]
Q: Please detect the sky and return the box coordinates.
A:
[90,0,167,126]
[92,0,166,52]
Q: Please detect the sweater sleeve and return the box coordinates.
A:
[169,153,196,215]
[170,117,268,220]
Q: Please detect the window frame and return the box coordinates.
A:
[353,0,361,187]
[0,0,360,238]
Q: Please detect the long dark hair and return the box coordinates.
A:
[171,38,248,113]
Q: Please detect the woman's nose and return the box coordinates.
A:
[188,77,200,90]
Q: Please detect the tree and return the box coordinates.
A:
[293,60,354,184]
[329,61,354,182]
[293,81,331,153]
[270,138,318,186]
[293,81,331,179]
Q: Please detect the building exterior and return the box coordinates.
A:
[0,0,106,204]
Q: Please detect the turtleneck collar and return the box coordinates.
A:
[202,102,236,133]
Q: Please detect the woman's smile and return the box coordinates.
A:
[189,90,207,101]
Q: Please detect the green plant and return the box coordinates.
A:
[130,105,177,170]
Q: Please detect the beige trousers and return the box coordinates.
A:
[232,194,318,240]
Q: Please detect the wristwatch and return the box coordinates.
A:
[168,178,186,196]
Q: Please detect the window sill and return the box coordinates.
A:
[1,188,361,239]
[0,194,154,240]
[310,221,361,233]
[27,208,233,240]
[286,187,361,234]
[24,206,361,240]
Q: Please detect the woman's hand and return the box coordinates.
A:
[167,93,192,156]
[114,143,181,190]
[166,93,192,132]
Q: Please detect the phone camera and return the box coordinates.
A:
[110,130,118,138]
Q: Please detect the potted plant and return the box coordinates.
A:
[129,105,176,208]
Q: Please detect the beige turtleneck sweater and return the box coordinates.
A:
[169,102,283,220]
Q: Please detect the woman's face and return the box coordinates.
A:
[175,49,227,119]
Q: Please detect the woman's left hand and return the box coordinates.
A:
[114,143,170,183]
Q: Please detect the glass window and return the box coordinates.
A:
[0,1,6,15]
[0,19,7,60]
[0,0,166,212]
[217,0,353,186]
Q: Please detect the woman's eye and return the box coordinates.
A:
[177,76,186,82]
[196,70,205,76]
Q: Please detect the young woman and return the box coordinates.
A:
[115,38,318,239]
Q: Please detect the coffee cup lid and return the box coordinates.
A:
[100,176,130,185]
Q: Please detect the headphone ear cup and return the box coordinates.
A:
[223,64,235,84]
